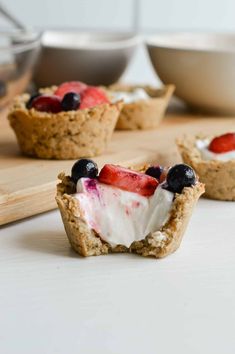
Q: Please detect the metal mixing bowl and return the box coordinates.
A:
[33,30,140,87]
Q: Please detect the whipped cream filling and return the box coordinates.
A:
[74,178,174,247]
[196,139,235,161]
[111,88,150,104]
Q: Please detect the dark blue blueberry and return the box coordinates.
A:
[26,93,41,109]
[71,159,98,183]
[61,92,80,111]
[166,164,196,193]
[145,165,163,180]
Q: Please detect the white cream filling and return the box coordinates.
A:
[74,178,174,247]
[111,88,150,104]
[196,139,235,161]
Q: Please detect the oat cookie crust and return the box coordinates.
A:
[56,171,204,258]
[177,135,235,201]
[8,89,123,159]
[107,84,174,130]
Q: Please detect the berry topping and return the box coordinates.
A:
[55,81,87,98]
[99,164,159,197]
[71,159,98,183]
[145,165,163,181]
[208,133,235,153]
[166,164,196,194]
[80,87,110,110]
[61,92,80,111]
[26,93,41,109]
[31,95,62,113]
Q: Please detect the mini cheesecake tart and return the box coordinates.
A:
[107,84,174,130]
[177,133,235,201]
[56,160,204,258]
[8,81,123,160]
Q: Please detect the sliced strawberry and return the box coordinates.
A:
[99,164,159,197]
[208,133,235,153]
[31,95,62,113]
[54,81,87,98]
[80,87,110,110]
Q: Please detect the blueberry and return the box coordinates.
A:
[26,93,41,109]
[166,164,196,193]
[145,165,163,180]
[61,92,80,111]
[71,159,98,183]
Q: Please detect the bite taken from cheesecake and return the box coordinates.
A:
[56,159,204,258]
[177,133,235,201]
[8,81,123,159]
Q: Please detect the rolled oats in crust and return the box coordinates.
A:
[107,84,175,130]
[8,89,123,160]
[177,135,235,201]
[56,170,204,258]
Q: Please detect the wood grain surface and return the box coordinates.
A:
[1,104,235,225]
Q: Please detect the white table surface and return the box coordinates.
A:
[1,46,235,354]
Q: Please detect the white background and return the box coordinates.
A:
[2,0,235,32]
[4,0,235,85]
[4,0,235,86]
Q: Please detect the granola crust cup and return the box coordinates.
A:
[8,92,123,160]
[107,84,174,130]
[177,135,235,201]
[56,171,204,258]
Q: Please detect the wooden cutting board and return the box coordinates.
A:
[1,104,235,225]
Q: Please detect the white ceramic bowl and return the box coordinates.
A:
[33,31,140,87]
[146,33,235,114]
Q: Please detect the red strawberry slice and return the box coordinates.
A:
[80,87,110,110]
[31,95,62,113]
[208,133,235,153]
[54,81,87,98]
[99,164,159,197]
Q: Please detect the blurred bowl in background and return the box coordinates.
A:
[146,33,235,115]
[0,30,41,108]
[33,30,140,87]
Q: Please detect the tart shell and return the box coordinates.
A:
[108,84,175,130]
[177,135,235,201]
[56,171,204,258]
[8,92,123,160]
